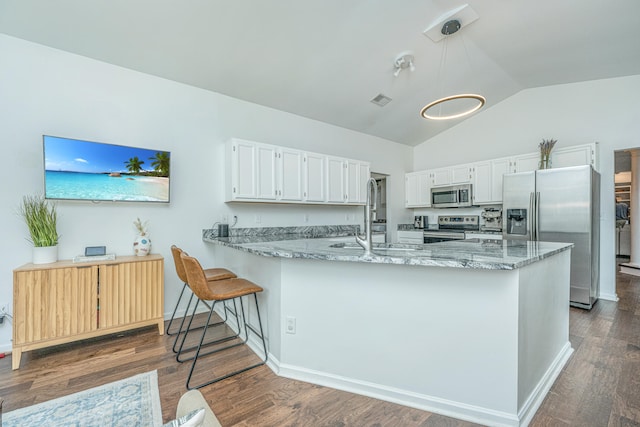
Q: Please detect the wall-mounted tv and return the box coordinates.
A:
[43,135,171,203]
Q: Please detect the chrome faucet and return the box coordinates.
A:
[356,178,378,255]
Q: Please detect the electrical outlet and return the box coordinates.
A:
[285,316,296,334]
[221,214,229,223]
[304,214,309,223]
[255,214,262,224]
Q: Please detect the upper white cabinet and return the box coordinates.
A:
[405,171,431,207]
[551,143,597,169]
[226,139,370,205]
[256,144,277,200]
[431,168,451,187]
[278,148,303,201]
[512,152,539,173]
[405,143,598,208]
[303,152,326,202]
[451,164,474,184]
[326,156,346,203]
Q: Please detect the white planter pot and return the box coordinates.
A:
[33,245,58,264]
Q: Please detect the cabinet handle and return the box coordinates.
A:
[233,187,236,193]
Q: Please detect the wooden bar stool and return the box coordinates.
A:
[177,252,268,390]
[167,245,237,343]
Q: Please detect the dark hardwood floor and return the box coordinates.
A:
[0,267,638,426]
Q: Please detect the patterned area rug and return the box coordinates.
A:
[4,370,162,427]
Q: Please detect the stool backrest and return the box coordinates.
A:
[180,253,211,301]
[171,245,189,283]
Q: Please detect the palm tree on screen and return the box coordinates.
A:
[125,157,144,174]
[150,152,169,177]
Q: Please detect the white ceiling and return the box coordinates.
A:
[2,0,640,146]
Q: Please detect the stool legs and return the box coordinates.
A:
[181,293,268,390]
[173,295,242,357]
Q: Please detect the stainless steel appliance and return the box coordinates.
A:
[502,165,600,309]
[414,216,427,229]
[431,184,473,208]
[423,215,479,243]
[481,207,502,232]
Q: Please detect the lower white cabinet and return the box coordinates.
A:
[465,233,503,240]
[397,230,424,244]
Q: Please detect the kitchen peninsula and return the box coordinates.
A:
[203,227,573,427]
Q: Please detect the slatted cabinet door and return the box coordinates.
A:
[99,258,164,330]
[13,266,98,346]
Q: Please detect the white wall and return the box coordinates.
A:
[413,75,640,303]
[0,34,412,353]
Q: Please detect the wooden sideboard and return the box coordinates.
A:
[12,254,164,370]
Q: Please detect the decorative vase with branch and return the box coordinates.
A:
[19,195,60,264]
[133,217,151,256]
[538,138,557,169]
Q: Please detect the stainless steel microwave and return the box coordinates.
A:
[431,184,473,208]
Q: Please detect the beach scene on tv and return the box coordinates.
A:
[44,136,170,202]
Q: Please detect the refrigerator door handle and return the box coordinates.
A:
[529,192,535,240]
[533,191,540,241]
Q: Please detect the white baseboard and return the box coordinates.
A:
[275,362,519,427]
[517,342,573,426]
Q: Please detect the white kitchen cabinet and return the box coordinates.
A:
[346,159,360,204]
[227,138,262,200]
[465,233,503,240]
[551,143,597,169]
[451,164,474,184]
[397,230,424,244]
[278,148,303,201]
[303,152,325,202]
[358,162,371,204]
[227,139,369,205]
[472,162,492,204]
[256,144,277,199]
[405,171,431,207]
[513,152,539,173]
[431,168,451,187]
[326,156,346,203]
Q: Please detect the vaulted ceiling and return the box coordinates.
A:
[2,0,639,146]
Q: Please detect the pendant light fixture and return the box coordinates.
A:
[421,18,485,121]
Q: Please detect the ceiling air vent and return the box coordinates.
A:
[370,93,392,107]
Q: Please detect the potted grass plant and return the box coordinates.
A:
[19,195,60,264]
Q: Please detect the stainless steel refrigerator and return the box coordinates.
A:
[502,165,600,309]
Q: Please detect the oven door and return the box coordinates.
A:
[423,231,465,244]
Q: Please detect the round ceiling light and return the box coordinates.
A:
[420,93,486,121]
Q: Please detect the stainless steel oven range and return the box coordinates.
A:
[423,215,479,243]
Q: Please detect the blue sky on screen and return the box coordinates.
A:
[44,136,168,173]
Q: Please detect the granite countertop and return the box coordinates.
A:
[204,233,572,270]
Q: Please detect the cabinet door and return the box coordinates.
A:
[232,140,257,199]
[513,153,539,173]
[256,144,277,199]
[491,158,511,202]
[358,163,371,204]
[552,144,596,169]
[405,173,419,207]
[279,148,303,201]
[472,162,492,204]
[451,165,473,184]
[304,153,325,202]
[431,168,451,186]
[346,159,360,204]
[99,260,164,329]
[327,156,346,203]
[13,266,98,345]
